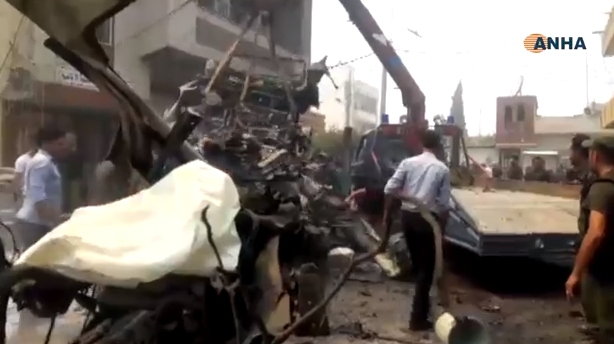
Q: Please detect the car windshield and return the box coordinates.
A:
[373,133,411,168]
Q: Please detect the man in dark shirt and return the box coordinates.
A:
[570,134,598,336]
[507,156,523,180]
[567,136,614,344]
[525,156,552,182]
[59,133,83,212]
[571,134,593,184]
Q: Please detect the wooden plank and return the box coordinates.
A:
[452,188,579,234]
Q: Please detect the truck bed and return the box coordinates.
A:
[452,188,578,235]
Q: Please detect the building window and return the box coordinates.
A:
[354,93,377,114]
[504,105,512,122]
[96,19,114,45]
[271,1,303,54]
[517,105,525,121]
[198,0,246,25]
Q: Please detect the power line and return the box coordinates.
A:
[329,49,481,70]
[0,15,25,76]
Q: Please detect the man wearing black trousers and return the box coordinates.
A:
[383,130,451,331]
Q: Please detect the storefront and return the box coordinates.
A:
[1,81,118,163]
[602,95,614,128]
[1,75,120,210]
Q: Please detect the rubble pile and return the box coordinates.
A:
[146,61,392,341]
[180,61,385,267]
[0,0,395,343]
[0,60,391,344]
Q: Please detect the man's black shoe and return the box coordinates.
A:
[409,320,433,331]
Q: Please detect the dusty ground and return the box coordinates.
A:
[310,278,586,344]
[297,252,589,344]
[4,257,588,344]
[0,192,590,344]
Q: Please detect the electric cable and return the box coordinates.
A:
[0,15,25,76]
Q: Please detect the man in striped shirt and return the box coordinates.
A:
[383,129,451,331]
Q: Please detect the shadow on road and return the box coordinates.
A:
[444,244,568,297]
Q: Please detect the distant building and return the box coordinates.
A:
[602,96,614,128]
[0,5,119,167]
[317,65,378,134]
[115,0,312,114]
[300,109,326,134]
[0,1,313,166]
[602,7,614,57]
[601,8,614,127]
[493,95,614,169]
[466,136,497,165]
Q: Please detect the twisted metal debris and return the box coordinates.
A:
[0,3,399,344]
[0,11,455,344]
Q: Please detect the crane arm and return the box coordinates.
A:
[336,0,425,125]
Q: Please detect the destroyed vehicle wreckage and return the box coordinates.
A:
[0,1,399,344]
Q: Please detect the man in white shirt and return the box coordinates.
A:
[12,141,38,206]
[383,130,451,331]
[13,126,72,335]
[481,163,493,192]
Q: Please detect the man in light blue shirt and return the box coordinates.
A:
[15,126,72,252]
[383,129,451,332]
[13,126,72,333]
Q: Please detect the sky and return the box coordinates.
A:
[310,0,614,135]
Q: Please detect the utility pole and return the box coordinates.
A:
[341,67,355,195]
[585,49,590,109]
[478,109,483,136]
[587,30,604,112]
[377,24,422,124]
[378,63,387,123]
[377,2,395,124]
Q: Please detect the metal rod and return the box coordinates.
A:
[585,49,590,108]
[378,66,387,123]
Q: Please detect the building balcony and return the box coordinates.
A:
[602,6,614,56]
[126,2,304,74]
[114,0,310,93]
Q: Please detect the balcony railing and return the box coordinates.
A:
[197,0,249,26]
[196,0,304,56]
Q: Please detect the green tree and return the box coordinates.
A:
[312,129,344,156]
[311,127,361,157]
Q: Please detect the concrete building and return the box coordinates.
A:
[300,109,326,134]
[601,8,614,127]
[114,0,312,114]
[493,95,614,170]
[466,136,497,165]
[317,65,378,133]
[602,8,614,57]
[0,0,312,166]
[0,4,118,167]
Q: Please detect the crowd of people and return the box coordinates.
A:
[476,155,589,184]
[10,126,77,332]
[8,125,614,342]
[347,130,614,343]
